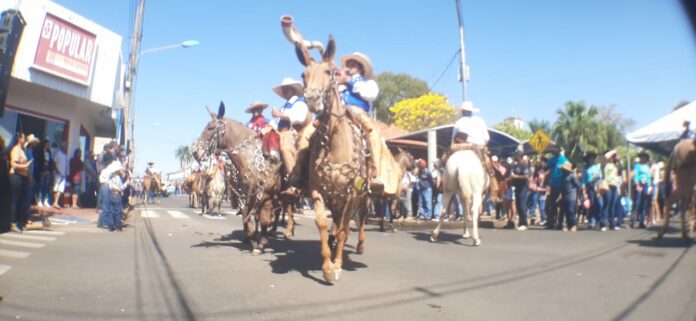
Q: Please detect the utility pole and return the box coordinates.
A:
[123,0,145,171]
[455,0,469,103]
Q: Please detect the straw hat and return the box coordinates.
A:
[244,101,269,114]
[456,101,479,112]
[272,78,304,99]
[561,161,573,172]
[341,52,374,79]
[25,134,39,144]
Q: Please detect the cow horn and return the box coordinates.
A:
[281,15,325,55]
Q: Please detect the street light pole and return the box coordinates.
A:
[455,0,469,103]
[123,0,145,171]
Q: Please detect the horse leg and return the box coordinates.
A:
[332,199,355,281]
[357,198,368,254]
[471,192,482,246]
[253,199,273,255]
[657,194,674,240]
[312,191,336,282]
[680,193,692,241]
[284,197,296,240]
[463,194,473,239]
[431,192,453,242]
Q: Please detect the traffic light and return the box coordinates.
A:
[0,9,25,117]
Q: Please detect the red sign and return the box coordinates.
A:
[33,13,97,85]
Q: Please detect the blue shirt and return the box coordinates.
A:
[340,75,370,112]
[417,168,434,191]
[633,163,651,186]
[549,155,568,188]
[581,163,602,188]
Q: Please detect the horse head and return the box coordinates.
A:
[295,35,337,115]
[192,101,226,162]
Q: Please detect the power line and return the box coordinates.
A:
[429,49,460,92]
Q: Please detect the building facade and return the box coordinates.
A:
[0,0,124,157]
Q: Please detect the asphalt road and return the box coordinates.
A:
[0,196,694,321]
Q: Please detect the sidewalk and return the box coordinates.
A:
[30,205,99,225]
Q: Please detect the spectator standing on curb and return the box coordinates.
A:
[631,152,652,229]
[0,137,12,232]
[529,157,549,226]
[602,150,621,230]
[69,148,84,208]
[416,159,434,221]
[560,162,579,232]
[510,152,531,231]
[581,152,603,230]
[8,133,32,231]
[546,149,568,229]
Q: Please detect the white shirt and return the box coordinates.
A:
[99,161,122,184]
[54,150,68,177]
[271,96,308,130]
[452,114,489,147]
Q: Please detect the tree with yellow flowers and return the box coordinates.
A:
[389,93,458,132]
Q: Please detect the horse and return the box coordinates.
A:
[141,175,162,204]
[191,103,290,254]
[290,32,376,282]
[657,139,696,241]
[205,165,226,215]
[431,148,489,246]
[182,173,200,208]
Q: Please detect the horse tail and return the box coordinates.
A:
[663,150,674,198]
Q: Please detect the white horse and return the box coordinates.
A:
[431,150,488,246]
[205,167,226,215]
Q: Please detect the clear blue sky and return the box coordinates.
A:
[57,0,696,175]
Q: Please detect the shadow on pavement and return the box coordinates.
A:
[409,231,467,246]
[627,237,694,248]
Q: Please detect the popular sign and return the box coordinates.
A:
[529,130,551,154]
[33,13,97,85]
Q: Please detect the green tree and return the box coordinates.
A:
[389,93,458,132]
[175,145,192,170]
[373,72,429,123]
[494,121,532,140]
[596,105,635,150]
[551,101,605,164]
[528,118,552,135]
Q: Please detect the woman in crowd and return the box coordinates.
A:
[69,148,84,208]
[0,137,11,232]
[602,150,621,230]
[8,132,33,232]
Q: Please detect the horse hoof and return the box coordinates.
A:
[473,239,481,246]
[251,248,263,256]
[323,270,338,282]
[463,232,471,239]
[430,234,439,242]
[356,244,365,254]
[284,232,293,240]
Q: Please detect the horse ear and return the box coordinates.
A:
[323,35,335,63]
[206,106,217,120]
[295,41,313,67]
[217,101,225,119]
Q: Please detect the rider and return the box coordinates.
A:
[145,161,162,187]
[269,77,311,175]
[338,52,384,191]
[245,101,269,134]
[450,101,498,199]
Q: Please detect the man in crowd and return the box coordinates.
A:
[631,152,652,229]
[546,148,568,229]
[581,152,603,230]
[52,142,68,209]
[416,159,434,221]
[509,151,531,230]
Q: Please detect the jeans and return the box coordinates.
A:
[547,187,560,227]
[418,187,432,220]
[632,185,649,227]
[97,184,110,227]
[104,192,123,230]
[564,199,578,228]
[373,197,391,220]
[432,192,442,220]
[453,195,464,217]
[587,186,603,227]
[514,186,530,226]
[602,186,618,228]
[528,192,546,222]
[398,189,413,218]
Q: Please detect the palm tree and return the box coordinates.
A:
[175,145,193,170]
[528,118,551,135]
[551,101,604,164]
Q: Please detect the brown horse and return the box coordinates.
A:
[657,139,696,241]
[142,175,161,204]
[191,103,289,254]
[292,33,374,282]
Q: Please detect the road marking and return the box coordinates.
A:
[0,249,31,259]
[203,214,226,220]
[223,210,238,215]
[0,239,46,248]
[0,264,11,276]
[24,230,65,236]
[167,210,190,219]
[0,234,56,242]
[141,210,160,218]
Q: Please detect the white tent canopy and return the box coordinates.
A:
[626,100,696,155]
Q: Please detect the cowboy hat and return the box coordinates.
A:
[244,101,269,114]
[561,161,573,172]
[272,78,304,99]
[604,149,618,159]
[25,134,39,144]
[341,52,374,79]
[456,101,479,112]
